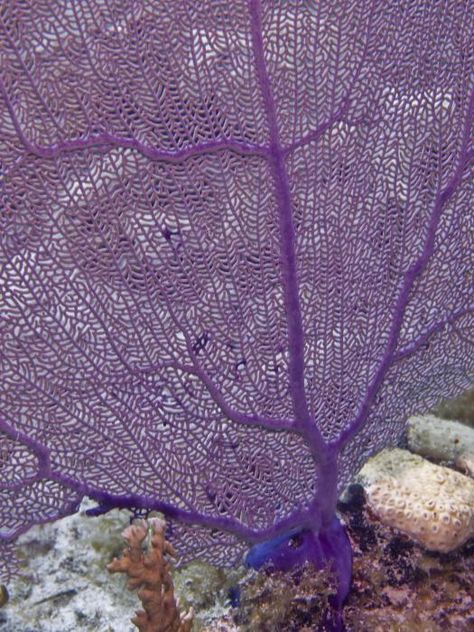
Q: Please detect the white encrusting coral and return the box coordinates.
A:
[358,448,474,553]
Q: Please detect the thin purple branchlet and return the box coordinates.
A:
[1,1,473,629]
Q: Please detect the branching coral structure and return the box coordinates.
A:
[1,2,473,628]
[108,518,193,632]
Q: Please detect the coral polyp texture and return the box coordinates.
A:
[0,0,473,626]
[360,449,474,553]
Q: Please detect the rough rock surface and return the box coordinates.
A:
[1,473,473,631]
[0,500,137,632]
[0,499,241,632]
[407,415,474,463]
[359,449,474,553]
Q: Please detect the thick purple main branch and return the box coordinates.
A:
[80,485,308,545]
[0,83,266,161]
[0,409,310,544]
[393,306,474,363]
[249,0,324,453]
[187,363,295,432]
[1,77,352,167]
[333,87,474,451]
[283,99,351,155]
[283,0,376,156]
[135,360,294,432]
[11,129,266,163]
[0,420,50,490]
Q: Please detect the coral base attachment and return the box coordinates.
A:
[245,515,352,630]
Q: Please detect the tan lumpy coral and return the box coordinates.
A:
[108,517,193,632]
[360,449,474,553]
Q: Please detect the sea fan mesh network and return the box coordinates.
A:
[0,0,473,582]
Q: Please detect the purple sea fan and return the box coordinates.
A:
[0,0,473,626]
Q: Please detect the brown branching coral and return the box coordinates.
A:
[108,517,193,632]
